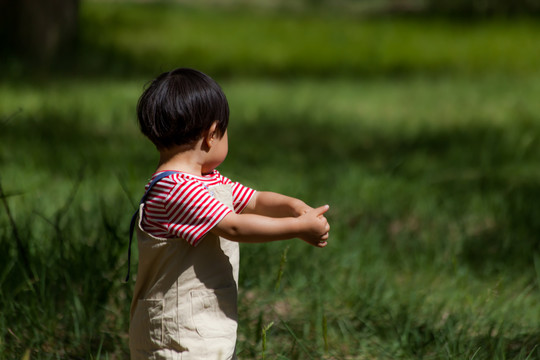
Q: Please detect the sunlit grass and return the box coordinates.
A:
[76,1,540,77]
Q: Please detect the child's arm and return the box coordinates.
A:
[210,205,330,247]
[242,191,313,217]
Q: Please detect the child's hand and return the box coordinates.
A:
[298,205,330,248]
[293,201,314,217]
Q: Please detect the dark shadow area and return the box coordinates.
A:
[461,180,540,275]
[228,112,539,178]
[0,183,132,358]
[0,108,148,176]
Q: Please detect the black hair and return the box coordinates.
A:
[137,68,229,149]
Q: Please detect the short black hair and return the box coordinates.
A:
[137,68,229,149]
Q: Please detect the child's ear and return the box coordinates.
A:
[204,121,219,148]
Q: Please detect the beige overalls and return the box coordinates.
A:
[129,183,239,360]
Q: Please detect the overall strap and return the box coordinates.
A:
[125,171,179,282]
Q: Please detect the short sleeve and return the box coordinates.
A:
[215,173,256,213]
[164,179,233,245]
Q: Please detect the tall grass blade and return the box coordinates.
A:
[322,313,328,354]
[279,317,314,360]
[274,246,289,292]
[525,344,539,360]
[0,177,31,279]
[261,321,274,360]
[21,349,30,360]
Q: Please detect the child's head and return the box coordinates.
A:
[137,68,229,150]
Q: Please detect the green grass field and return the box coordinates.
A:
[1,1,540,359]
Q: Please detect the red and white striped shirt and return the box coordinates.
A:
[141,170,255,245]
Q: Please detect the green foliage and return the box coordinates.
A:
[67,2,540,78]
[1,2,540,359]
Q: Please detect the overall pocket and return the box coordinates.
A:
[190,286,238,338]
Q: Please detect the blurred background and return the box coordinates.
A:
[1,0,540,359]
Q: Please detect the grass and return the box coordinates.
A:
[226,76,540,358]
[9,0,536,79]
[1,1,540,359]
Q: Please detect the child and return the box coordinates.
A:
[128,68,330,360]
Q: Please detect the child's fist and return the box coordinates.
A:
[299,205,330,247]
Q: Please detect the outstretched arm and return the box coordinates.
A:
[210,205,330,247]
[243,191,313,217]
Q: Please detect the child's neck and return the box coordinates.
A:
[157,144,205,176]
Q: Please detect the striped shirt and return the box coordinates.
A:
[141,170,255,245]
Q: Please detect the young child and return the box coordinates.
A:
[128,68,330,360]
